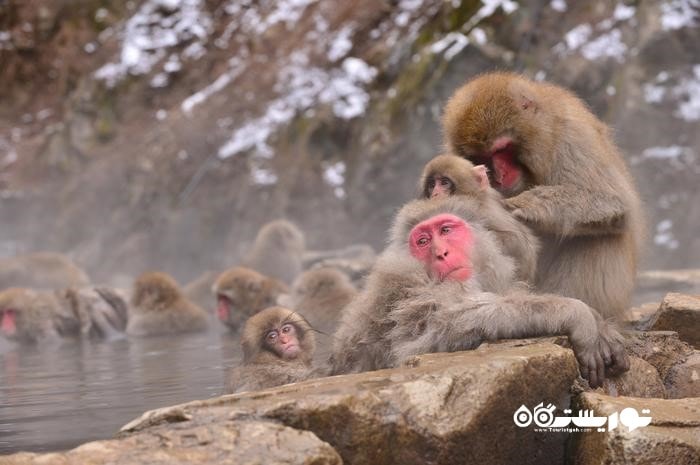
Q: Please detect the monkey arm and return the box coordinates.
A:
[505,185,628,236]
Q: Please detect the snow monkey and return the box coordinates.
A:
[442,72,644,321]
[126,271,209,336]
[0,252,90,290]
[241,219,305,286]
[420,153,539,282]
[225,306,316,393]
[212,266,289,332]
[329,197,629,388]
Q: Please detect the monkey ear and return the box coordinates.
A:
[472,165,490,191]
[518,94,537,112]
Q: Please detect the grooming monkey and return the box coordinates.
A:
[126,271,209,336]
[442,72,644,321]
[212,266,289,332]
[225,306,316,393]
[420,154,539,282]
[330,197,629,388]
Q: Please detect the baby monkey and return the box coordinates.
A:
[225,306,316,393]
[420,154,539,282]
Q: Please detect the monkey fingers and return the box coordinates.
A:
[576,344,606,389]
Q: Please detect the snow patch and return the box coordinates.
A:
[181,57,246,114]
[643,66,700,122]
[580,29,627,62]
[660,0,700,31]
[654,219,679,250]
[94,0,212,87]
[323,161,346,199]
[430,32,470,61]
[328,25,354,62]
[251,166,278,185]
[613,3,636,21]
[550,0,567,12]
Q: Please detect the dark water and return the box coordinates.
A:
[0,322,242,454]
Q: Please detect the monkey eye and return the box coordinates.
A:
[416,236,430,247]
[281,323,294,334]
[440,178,451,187]
[266,330,278,342]
[440,225,452,234]
[427,179,435,189]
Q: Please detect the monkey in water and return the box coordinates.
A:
[241,219,306,286]
[212,266,289,333]
[442,72,644,321]
[225,306,316,393]
[420,154,539,283]
[280,267,357,335]
[0,287,128,344]
[126,271,209,337]
[330,197,629,388]
[0,252,90,290]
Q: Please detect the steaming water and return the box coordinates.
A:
[0,323,242,454]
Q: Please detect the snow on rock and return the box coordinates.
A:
[643,66,700,122]
[218,53,377,159]
[94,0,212,87]
[580,29,627,62]
[660,0,700,31]
[323,161,346,199]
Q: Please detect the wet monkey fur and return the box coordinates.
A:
[442,72,644,321]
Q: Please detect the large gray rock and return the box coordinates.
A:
[571,393,700,465]
[664,351,700,399]
[3,420,342,465]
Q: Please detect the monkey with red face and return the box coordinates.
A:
[226,306,316,393]
[442,72,644,321]
[330,197,629,388]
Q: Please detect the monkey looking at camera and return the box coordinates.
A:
[212,267,288,333]
[442,72,644,321]
[420,154,539,282]
[126,271,209,337]
[225,306,316,393]
[241,219,305,286]
[330,197,629,388]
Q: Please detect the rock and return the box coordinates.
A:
[626,331,694,380]
[625,302,658,330]
[6,342,580,465]
[664,351,700,399]
[3,420,341,465]
[596,356,666,398]
[571,393,700,465]
[649,293,700,348]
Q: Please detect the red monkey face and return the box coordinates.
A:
[1,309,17,336]
[408,214,474,282]
[472,136,524,195]
[266,323,301,360]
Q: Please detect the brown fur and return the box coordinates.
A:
[212,266,289,332]
[329,197,629,388]
[241,219,305,285]
[0,286,128,343]
[0,252,90,290]
[419,154,540,282]
[226,306,315,393]
[284,267,357,334]
[127,271,208,336]
[442,72,644,321]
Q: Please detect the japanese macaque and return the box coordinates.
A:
[304,244,377,287]
[0,287,128,344]
[212,267,289,332]
[330,197,629,388]
[442,72,644,321]
[225,306,316,393]
[241,219,305,285]
[126,271,208,336]
[281,267,357,334]
[420,154,539,282]
[0,252,90,290]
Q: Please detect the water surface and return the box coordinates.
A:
[0,323,241,454]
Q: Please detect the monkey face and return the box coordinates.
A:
[408,214,474,282]
[425,175,455,198]
[265,322,301,360]
[0,308,18,338]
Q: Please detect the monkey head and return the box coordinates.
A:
[241,306,315,365]
[391,198,516,292]
[256,219,305,252]
[420,154,490,199]
[212,267,286,326]
[442,72,551,197]
[131,271,181,311]
[0,288,47,343]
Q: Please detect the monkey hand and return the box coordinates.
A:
[504,192,545,225]
[569,318,629,388]
[596,321,630,377]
